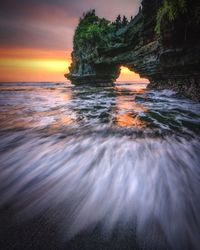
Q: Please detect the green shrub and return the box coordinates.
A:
[74,10,115,49]
[155,0,187,35]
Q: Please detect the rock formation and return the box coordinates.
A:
[65,0,200,100]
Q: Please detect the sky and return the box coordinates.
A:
[0,0,148,82]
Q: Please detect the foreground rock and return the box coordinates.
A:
[66,0,200,100]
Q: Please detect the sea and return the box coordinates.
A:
[0,82,200,250]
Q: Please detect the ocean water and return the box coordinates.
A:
[0,82,200,249]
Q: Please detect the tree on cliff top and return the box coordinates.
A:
[114,15,122,30]
[73,9,114,49]
[122,16,128,27]
[112,14,129,30]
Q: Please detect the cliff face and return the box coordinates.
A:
[66,0,200,100]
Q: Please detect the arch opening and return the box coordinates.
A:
[116,66,149,84]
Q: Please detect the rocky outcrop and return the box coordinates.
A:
[66,0,200,100]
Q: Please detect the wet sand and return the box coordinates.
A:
[0,205,169,250]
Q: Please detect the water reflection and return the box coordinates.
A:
[0,82,200,250]
[0,83,74,131]
[1,82,198,134]
[114,84,148,128]
[0,82,199,143]
[114,112,147,127]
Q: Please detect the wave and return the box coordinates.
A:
[0,130,200,249]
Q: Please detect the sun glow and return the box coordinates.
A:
[0,48,71,82]
[0,58,70,82]
[117,66,149,83]
[0,58,68,72]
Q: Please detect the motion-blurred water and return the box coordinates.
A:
[0,82,200,249]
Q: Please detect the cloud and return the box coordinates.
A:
[0,0,141,50]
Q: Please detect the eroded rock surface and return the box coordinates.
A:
[66,0,200,100]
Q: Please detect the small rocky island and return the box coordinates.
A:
[66,0,200,100]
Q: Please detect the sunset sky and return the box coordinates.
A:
[0,0,148,83]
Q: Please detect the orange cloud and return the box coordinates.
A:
[0,47,71,82]
[0,47,71,60]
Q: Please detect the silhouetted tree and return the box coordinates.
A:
[115,14,122,29]
[122,15,128,26]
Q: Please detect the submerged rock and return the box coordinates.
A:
[66,0,200,100]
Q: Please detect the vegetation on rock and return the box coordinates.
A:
[155,0,187,34]
[73,10,115,49]
[73,10,132,50]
